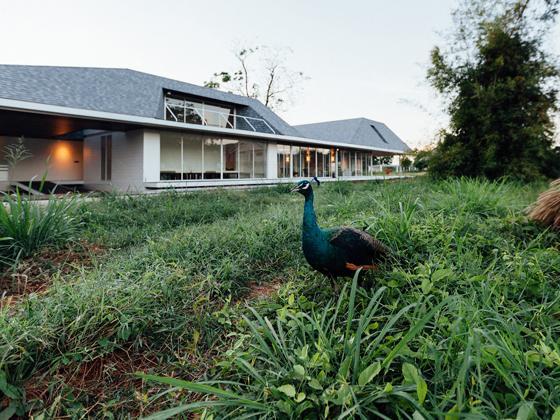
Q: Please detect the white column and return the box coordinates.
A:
[143,130,160,182]
[266,142,278,179]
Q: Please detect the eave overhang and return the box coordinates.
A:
[0,98,407,154]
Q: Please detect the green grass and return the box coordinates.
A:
[0,189,81,265]
[0,178,559,418]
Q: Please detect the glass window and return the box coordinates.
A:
[183,135,203,179]
[165,98,185,123]
[222,139,238,179]
[239,141,252,179]
[340,150,351,177]
[361,152,368,176]
[185,100,203,125]
[316,148,331,178]
[277,144,291,178]
[302,147,316,178]
[355,152,364,176]
[203,138,222,179]
[317,148,326,178]
[292,146,302,177]
[204,104,233,128]
[160,134,183,180]
[253,142,266,178]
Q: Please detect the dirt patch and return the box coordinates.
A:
[22,343,220,418]
[245,280,282,301]
[0,241,104,309]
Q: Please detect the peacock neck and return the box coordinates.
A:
[303,192,320,235]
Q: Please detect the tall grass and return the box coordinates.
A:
[0,189,80,264]
[141,272,450,419]
[0,178,558,418]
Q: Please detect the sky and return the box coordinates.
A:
[0,0,559,149]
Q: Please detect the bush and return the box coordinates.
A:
[0,189,80,264]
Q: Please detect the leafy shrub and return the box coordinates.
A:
[0,189,80,264]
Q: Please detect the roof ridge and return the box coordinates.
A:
[348,119,369,145]
[294,117,385,127]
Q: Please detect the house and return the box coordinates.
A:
[0,65,410,193]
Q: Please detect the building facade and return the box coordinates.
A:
[0,65,410,192]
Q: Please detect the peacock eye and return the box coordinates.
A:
[301,183,310,189]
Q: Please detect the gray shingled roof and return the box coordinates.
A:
[0,65,410,152]
[0,65,300,136]
[295,118,410,153]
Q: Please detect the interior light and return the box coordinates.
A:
[54,143,71,161]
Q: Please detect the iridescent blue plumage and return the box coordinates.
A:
[292,180,390,278]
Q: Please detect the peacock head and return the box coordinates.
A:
[291,177,320,197]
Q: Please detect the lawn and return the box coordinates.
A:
[1,178,559,418]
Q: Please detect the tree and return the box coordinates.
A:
[372,156,393,165]
[204,46,307,112]
[412,148,433,171]
[427,0,560,181]
[401,156,413,171]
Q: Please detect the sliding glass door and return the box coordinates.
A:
[160,132,267,181]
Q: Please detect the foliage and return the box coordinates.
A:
[427,0,560,181]
[140,178,557,419]
[0,189,80,264]
[142,274,448,419]
[372,156,393,166]
[412,149,433,171]
[401,156,412,171]
[1,179,558,418]
[203,45,307,111]
[2,136,31,170]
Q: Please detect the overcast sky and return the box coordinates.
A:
[1,0,559,148]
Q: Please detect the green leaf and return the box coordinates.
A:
[445,404,458,420]
[293,364,305,378]
[277,384,296,398]
[337,356,352,380]
[295,392,306,403]
[431,268,453,282]
[358,362,381,386]
[383,383,393,393]
[402,363,427,404]
[552,407,560,420]
[417,377,428,404]
[420,277,432,294]
[402,363,419,384]
[0,371,21,400]
[136,373,267,410]
[308,378,323,390]
[516,402,534,420]
[0,401,18,420]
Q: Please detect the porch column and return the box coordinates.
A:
[266,142,278,179]
[143,130,160,182]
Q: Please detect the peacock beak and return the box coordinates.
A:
[290,185,301,193]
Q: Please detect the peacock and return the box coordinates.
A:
[291,178,391,280]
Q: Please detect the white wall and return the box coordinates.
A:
[84,131,146,192]
[266,142,278,179]
[0,136,83,182]
[83,135,101,182]
[143,130,160,183]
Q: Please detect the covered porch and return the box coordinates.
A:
[0,108,142,193]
